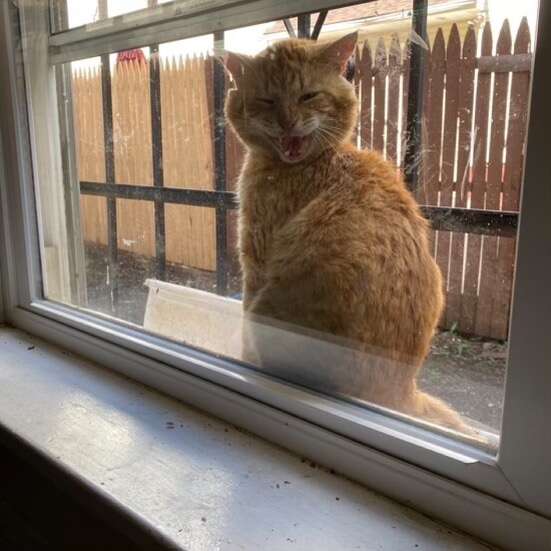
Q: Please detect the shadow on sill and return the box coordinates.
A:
[0,425,178,551]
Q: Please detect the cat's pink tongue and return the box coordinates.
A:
[281,136,304,160]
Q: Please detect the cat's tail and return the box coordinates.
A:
[409,390,474,436]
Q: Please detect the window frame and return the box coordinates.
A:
[1,1,550,547]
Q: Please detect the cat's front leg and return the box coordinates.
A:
[240,273,266,365]
[239,224,266,309]
[242,265,265,311]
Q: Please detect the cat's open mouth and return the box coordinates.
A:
[278,134,313,163]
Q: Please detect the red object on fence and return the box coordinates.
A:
[116,49,146,65]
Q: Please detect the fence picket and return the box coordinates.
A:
[373,38,386,155]
[359,40,373,150]
[223,63,244,191]
[400,39,410,171]
[435,24,461,322]
[76,67,108,249]
[115,59,155,257]
[351,45,360,145]
[424,30,445,203]
[387,34,401,164]
[503,19,531,213]
[113,62,126,185]
[475,21,512,338]
[460,23,492,334]
[446,26,477,330]
[412,37,431,204]
[491,19,531,340]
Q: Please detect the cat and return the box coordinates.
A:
[222,32,470,434]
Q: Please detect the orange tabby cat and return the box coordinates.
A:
[223,32,469,432]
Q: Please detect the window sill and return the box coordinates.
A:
[0,324,491,550]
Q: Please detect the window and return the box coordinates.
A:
[2,1,550,547]
[41,0,537,446]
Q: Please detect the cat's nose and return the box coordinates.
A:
[277,110,299,133]
[281,118,299,134]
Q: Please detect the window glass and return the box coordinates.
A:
[52,0,156,32]
[42,0,540,450]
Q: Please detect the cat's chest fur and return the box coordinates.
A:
[238,162,328,264]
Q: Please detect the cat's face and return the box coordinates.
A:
[224,33,358,165]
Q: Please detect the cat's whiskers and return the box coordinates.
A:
[317,128,341,144]
[319,119,344,133]
[318,121,345,137]
[301,118,321,135]
[313,128,340,155]
[317,125,344,147]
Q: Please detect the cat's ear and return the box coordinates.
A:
[218,51,251,86]
[318,32,358,73]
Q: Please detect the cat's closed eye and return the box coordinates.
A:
[257,97,275,105]
[299,91,319,102]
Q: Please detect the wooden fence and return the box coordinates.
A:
[75,56,217,272]
[73,19,532,340]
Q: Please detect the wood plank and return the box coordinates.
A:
[424,31,445,207]
[77,66,108,247]
[491,18,532,340]
[80,195,107,246]
[461,22,492,335]
[126,61,137,185]
[423,32,444,259]
[455,27,477,208]
[446,26,476,330]
[412,37,431,204]
[436,24,460,327]
[439,24,460,207]
[220,54,242,269]
[477,53,531,73]
[351,45,360,145]
[94,66,106,183]
[359,41,373,150]
[223,56,244,192]
[169,57,180,187]
[162,55,216,270]
[400,38,410,171]
[386,34,401,164]
[502,18,531,212]
[372,37,386,155]
[115,59,155,258]
[78,69,89,184]
[196,54,217,270]
[118,62,130,185]
[165,203,216,271]
[204,55,215,171]
[475,20,512,339]
[139,59,153,184]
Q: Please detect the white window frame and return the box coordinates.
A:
[0,1,550,548]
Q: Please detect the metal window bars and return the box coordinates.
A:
[70,2,517,315]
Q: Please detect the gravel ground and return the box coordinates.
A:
[84,244,505,437]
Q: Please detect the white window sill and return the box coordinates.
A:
[0,325,490,550]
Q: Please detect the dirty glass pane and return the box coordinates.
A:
[40,0,540,450]
[51,0,154,32]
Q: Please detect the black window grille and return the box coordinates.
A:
[73,4,517,315]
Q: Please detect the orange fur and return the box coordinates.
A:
[224,34,469,433]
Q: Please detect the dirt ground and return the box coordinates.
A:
[421,331,506,433]
[84,244,506,436]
